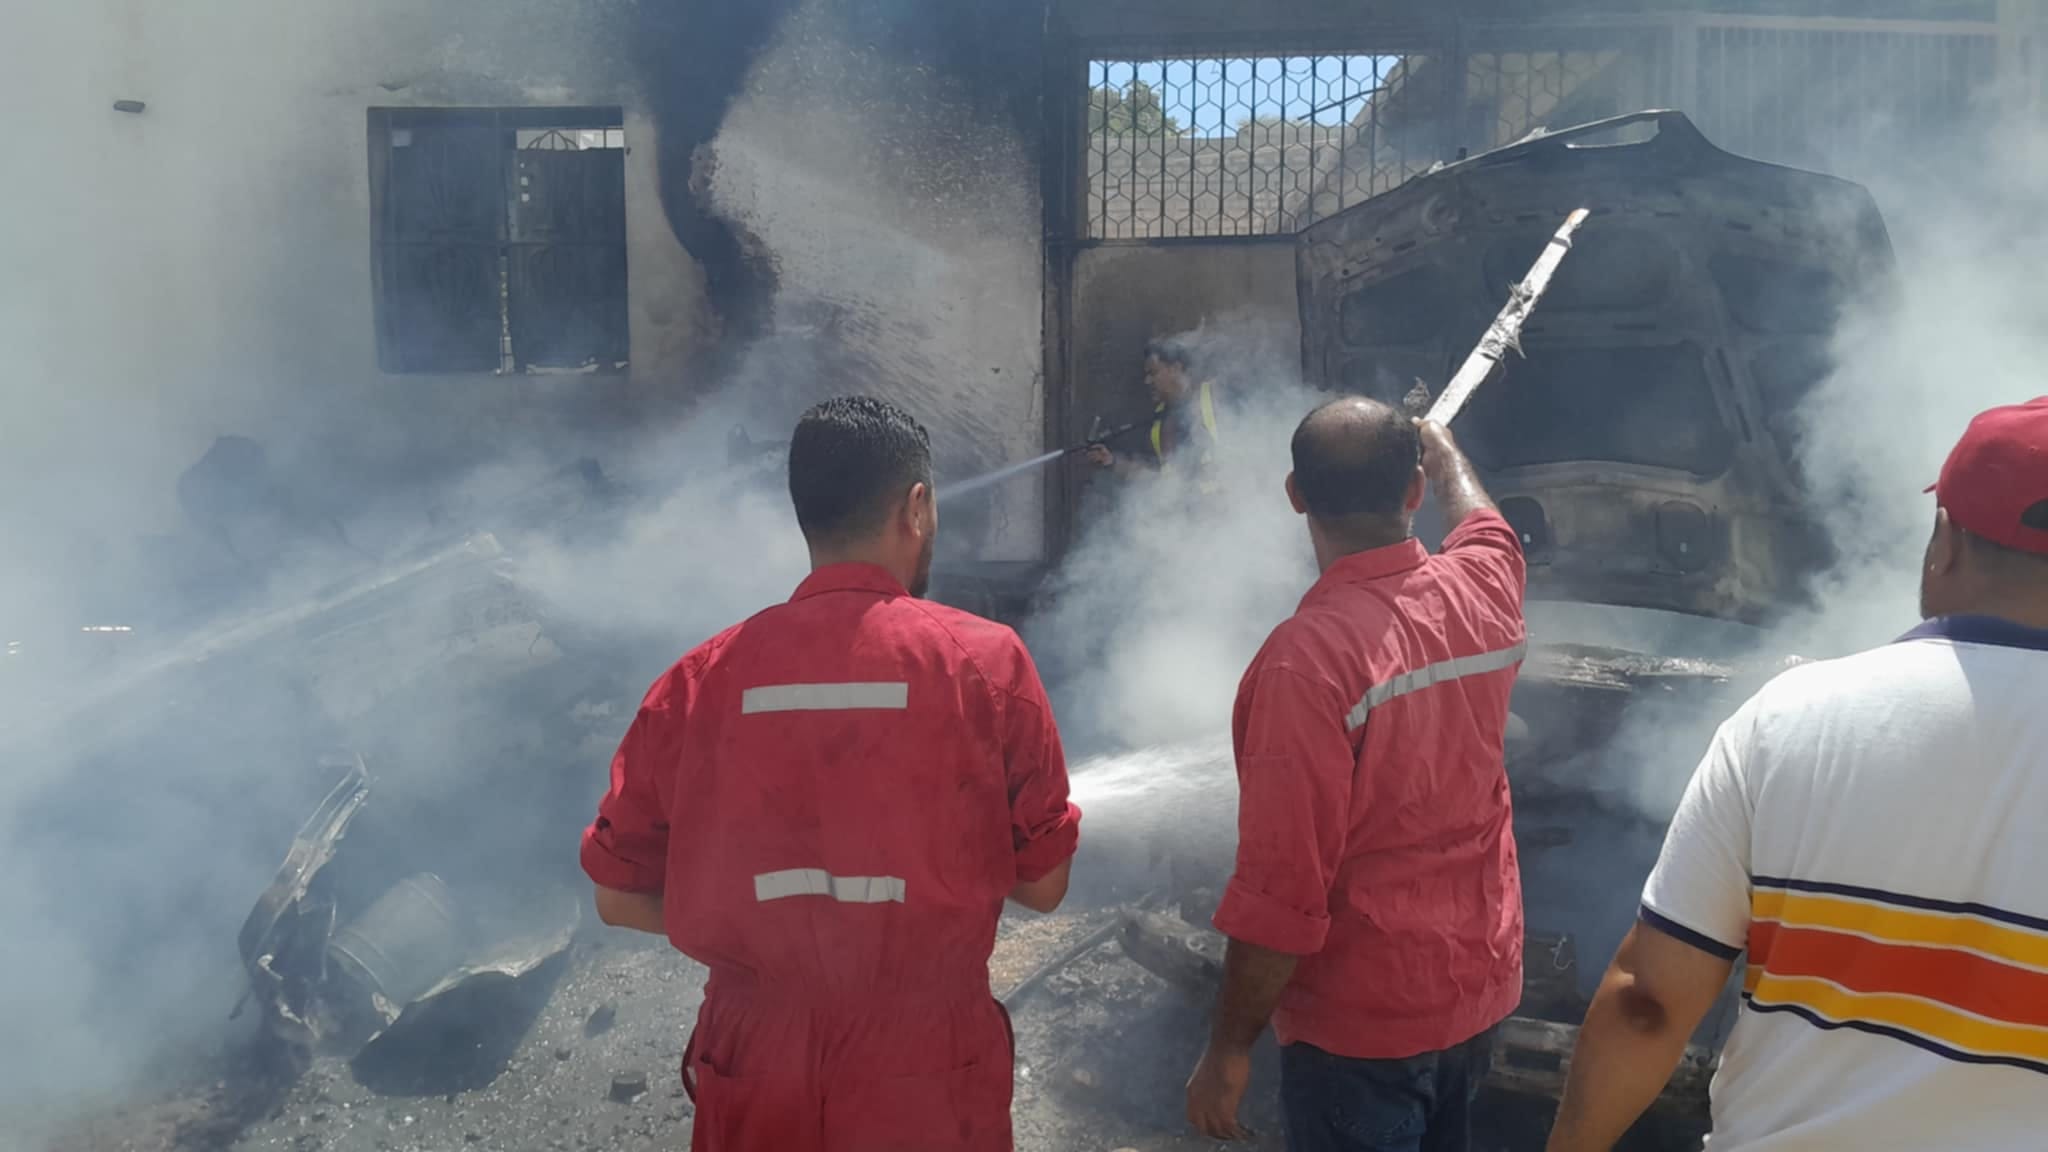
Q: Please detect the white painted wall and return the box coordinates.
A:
[0,0,716,628]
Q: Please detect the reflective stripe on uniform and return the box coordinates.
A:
[1343,641,1528,731]
[741,682,910,714]
[753,870,908,904]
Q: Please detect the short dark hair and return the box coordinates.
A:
[787,396,932,544]
[1290,397,1421,519]
[1144,335,1197,371]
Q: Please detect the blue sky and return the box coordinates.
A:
[1091,56,1404,136]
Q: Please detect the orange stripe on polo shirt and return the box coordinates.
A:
[1744,918,1775,995]
[1758,926,2048,1028]
[1744,879,2048,1074]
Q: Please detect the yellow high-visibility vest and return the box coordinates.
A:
[1150,380,1220,462]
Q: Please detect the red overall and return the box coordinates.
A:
[581,564,1081,1151]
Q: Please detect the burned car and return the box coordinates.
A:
[1301,109,1892,621]
[1117,110,1895,1136]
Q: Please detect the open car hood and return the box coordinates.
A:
[1298,110,1895,622]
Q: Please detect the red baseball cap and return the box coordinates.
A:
[1926,397,2048,555]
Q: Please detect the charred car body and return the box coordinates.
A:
[1303,110,1892,622]
[1118,111,1895,1133]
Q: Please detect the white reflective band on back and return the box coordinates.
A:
[753,870,907,904]
[740,682,909,715]
[1344,641,1528,731]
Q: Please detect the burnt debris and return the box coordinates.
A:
[239,758,580,1072]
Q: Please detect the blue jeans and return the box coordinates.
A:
[1279,1027,1498,1152]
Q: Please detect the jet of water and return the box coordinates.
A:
[939,449,1065,504]
[1060,739,1239,906]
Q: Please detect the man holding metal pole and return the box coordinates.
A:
[1185,403,1528,1151]
[1185,209,1587,1151]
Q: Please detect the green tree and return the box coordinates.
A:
[1089,81,1184,136]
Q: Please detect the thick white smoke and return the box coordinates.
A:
[1571,85,2048,827]
[0,1,1038,1145]
[7,4,2040,1145]
[1771,92,2048,656]
[1027,315,1321,755]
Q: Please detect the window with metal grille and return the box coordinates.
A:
[369,108,629,375]
[1084,55,1439,240]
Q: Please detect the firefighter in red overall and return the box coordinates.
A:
[580,395,1082,1151]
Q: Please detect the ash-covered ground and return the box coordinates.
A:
[55,907,1583,1152]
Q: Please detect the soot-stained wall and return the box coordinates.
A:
[653,0,1056,564]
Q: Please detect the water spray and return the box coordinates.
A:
[939,419,1148,504]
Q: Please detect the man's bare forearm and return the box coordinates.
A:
[1424,441,1494,526]
[1210,938,1299,1052]
[1547,978,1693,1151]
[1547,926,1735,1152]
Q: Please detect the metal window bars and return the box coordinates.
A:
[1080,15,2005,242]
[1085,54,1434,240]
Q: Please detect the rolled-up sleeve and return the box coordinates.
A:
[1213,664,1354,956]
[580,700,673,895]
[1002,642,1081,883]
[1441,508,1528,616]
[1640,702,1758,959]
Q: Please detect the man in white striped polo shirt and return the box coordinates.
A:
[1548,397,2048,1151]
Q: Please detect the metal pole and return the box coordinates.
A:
[1426,208,1590,426]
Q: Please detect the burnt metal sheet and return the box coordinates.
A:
[348,885,581,1060]
[241,774,582,1063]
[1298,109,1896,623]
[238,754,374,1051]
